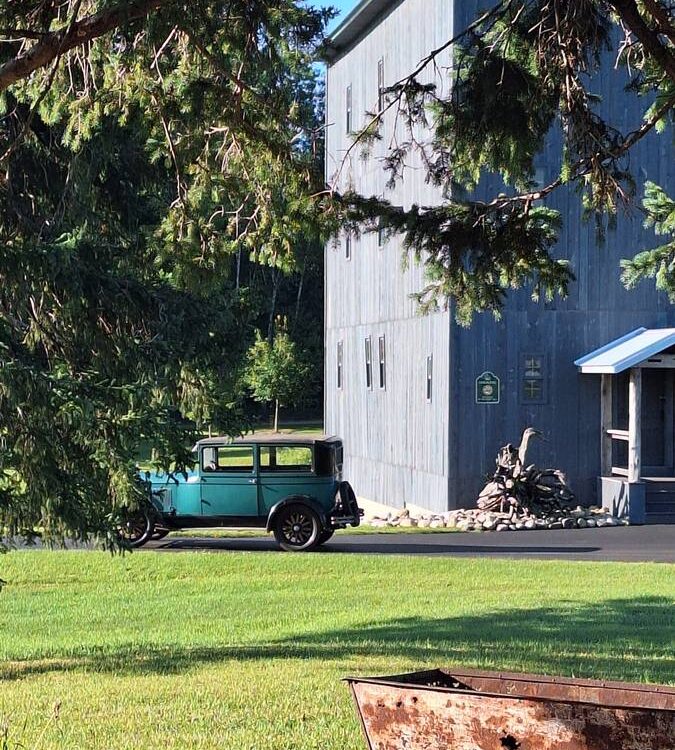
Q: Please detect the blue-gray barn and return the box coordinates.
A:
[323,0,675,522]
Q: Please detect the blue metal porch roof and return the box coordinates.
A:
[575,327,675,374]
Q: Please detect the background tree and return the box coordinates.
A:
[244,327,311,433]
[0,1,330,547]
[338,0,675,323]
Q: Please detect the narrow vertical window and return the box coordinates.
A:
[364,336,372,390]
[345,84,352,134]
[426,355,433,402]
[345,232,351,261]
[378,335,386,389]
[337,341,343,390]
[377,221,385,248]
[377,57,385,112]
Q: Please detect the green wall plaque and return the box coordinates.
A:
[475,371,500,404]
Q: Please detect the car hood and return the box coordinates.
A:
[148,470,198,485]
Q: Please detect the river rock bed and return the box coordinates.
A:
[365,506,629,531]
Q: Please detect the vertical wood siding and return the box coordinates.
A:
[326,0,675,510]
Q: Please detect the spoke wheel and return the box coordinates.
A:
[119,509,153,548]
[273,504,320,552]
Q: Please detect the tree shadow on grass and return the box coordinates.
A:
[2,597,673,684]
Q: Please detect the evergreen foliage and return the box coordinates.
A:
[621,182,675,297]
[0,1,329,545]
[341,0,675,322]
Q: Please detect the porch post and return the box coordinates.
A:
[600,374,613,475]
[628,367,642,483]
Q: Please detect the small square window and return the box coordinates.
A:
[523,379,542,401]
[426,355,433,402]
[337,340,343,390]
[364,336,372,390]
[524,356,542,378]
[378,335,386,389]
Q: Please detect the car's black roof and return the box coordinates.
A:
[192,433,340,450]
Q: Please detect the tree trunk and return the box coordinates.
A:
[293,262,305,332]
[273,399,280,433]
[268,268,279,343]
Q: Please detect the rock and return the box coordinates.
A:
[549,521,563,529]
[430,519,446,528]
[562,517,576,529]
[606,516,619,526]
[370,518,387,528]
[399,517,413,527]
[515,522,525,530]
[397,508,410,518]
[496,523,510,531]
[508,524,517,530]
[388,518,400,527]
[418,518,431,528]
[576,517,588,528]
[524,519,536,530]
[446,517,457,529]
[483,519,497,530]
[586,518,597,527]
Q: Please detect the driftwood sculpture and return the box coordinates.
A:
[477,428,575,517]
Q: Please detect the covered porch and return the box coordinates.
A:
[575,327,675,524]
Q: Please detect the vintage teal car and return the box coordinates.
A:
[125,435,361,551]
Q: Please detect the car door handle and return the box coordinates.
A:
[248,478,258,484]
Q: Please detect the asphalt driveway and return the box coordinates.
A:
[146,524,675,562]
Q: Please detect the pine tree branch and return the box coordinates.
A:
[608,0,675,83]
[476,90,675,212]
[640,0,675,43]
[0,0,167,93]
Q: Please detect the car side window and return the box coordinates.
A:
[260,445,313,473]
[202,445,254,473]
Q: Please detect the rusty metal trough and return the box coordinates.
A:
[347,668,675,750]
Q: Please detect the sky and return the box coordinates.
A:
[314,0,358,33]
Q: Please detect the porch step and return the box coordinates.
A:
[644,482,675,523]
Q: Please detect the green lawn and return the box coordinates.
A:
[0,551,673,749]
[168,524,462,538]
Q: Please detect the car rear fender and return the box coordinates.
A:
[265,495,327,532]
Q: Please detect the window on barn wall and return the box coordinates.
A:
[378,57,385,112]
[364,336,373,389]
[346,84,352,134]
[521,354,547,404]
[345,232,351,260]
[378,335,386,389]
[337,341,343,389]
[426,355,433,402]
[377,220,385,248]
